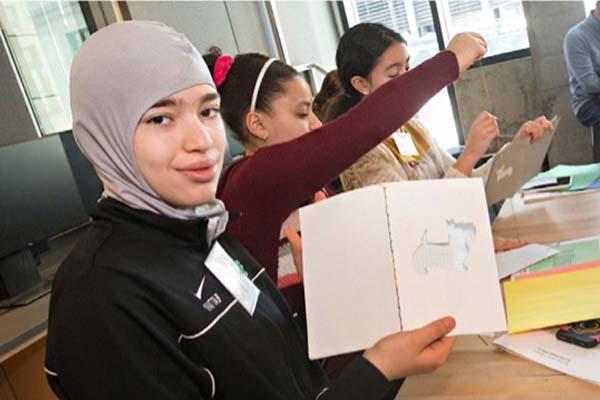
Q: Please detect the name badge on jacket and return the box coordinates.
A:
[205,242,260,315]
[393,131,419,156]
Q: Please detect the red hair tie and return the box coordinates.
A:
[213,55,233,88]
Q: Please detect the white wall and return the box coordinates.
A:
[126,1,271,56]
[275,1,339,70]
[124,0,341,109]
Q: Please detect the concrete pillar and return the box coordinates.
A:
[523,0,591,165]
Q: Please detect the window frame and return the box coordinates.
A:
[78,1,98,34]
[0,1,96,137]
[335,0,532,145]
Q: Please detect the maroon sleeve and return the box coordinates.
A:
[221,50,459,221]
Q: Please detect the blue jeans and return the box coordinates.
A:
[575,100,600,161]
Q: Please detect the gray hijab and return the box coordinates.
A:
[70,21,228,242]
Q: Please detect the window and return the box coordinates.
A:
[342,0,531,148]
[0,2,90,135]
[345,0,459,148]
[585,0,597,15]
[438,0,529,58]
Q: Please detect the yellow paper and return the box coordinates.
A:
[503,266,600,333]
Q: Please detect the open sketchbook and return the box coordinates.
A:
[299,179,507,360]
[485,116,559,206]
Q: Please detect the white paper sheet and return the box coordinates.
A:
[495,244,559,279]
[300,186,401,360]
[495,330,600,386]
[385,179,507,335]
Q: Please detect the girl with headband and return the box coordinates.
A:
[206,32,489,317]
[45,21,458,399]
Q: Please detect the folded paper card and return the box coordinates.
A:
[300,179,507,359]
[485,116,558,206]
[515,236,600,277]
[503,265,600,333]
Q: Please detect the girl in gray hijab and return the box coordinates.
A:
[45,21,456,400]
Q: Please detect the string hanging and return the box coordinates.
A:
[477,59,521,241]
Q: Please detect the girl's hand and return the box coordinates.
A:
[515,116,554,143]
[363,317,456,380]
[493,236,528,252]
[454,111,499,176]
[446,32,487,73]
[284,229,303,278]
[464,111,500,160]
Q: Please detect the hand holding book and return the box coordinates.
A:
[363,316,457,380]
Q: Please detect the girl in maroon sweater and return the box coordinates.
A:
[212,33,486,315]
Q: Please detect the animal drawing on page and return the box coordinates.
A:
[496,164,513,181]
[413,219,476,275]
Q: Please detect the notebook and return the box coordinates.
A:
[299,179,507,359]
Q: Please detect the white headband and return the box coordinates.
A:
[250,58,277,112]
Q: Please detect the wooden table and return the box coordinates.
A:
[396,190,600,399]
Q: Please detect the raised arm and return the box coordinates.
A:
[222,33,485,222]
[227,52,456,206]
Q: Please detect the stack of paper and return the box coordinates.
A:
[495,244,558,279]
[521,164,600,203]
[497,236,600,385]
[513,236,600,278]
[528,163,600,192]
[521,187,600,204]
[514,259,600,280]
[503,262,600,333]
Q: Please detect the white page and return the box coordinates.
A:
[300,185,401,359]
[495,244,559,279]
[495,330,600,386]
[385,179,507,334]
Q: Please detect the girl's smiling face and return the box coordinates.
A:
[133,84,226,208]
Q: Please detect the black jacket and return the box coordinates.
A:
[45,199,399,399]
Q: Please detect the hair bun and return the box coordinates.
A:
[207,46,222,57]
